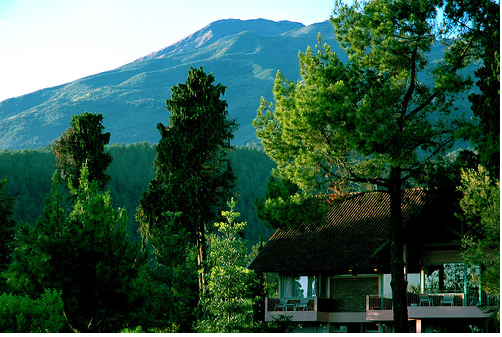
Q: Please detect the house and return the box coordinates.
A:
[248,189,497,333]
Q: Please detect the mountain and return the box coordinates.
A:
[0,18,341,149]
[0,18,475,150]
[137,19,305,59]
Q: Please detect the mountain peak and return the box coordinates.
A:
[137,18,304,61]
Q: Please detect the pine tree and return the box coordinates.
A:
[196,198,255,332]
[254,0,477,331]
[7,166,147,332]
[138,67,237,296]
[53,112,112,193]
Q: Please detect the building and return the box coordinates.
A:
[248,189,497,333]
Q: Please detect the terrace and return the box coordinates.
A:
[265,290,498,323]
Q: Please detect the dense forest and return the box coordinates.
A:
[0,0,498,333]
[0,143,276,249]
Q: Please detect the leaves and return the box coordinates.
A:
[7,166,148,332]
[197,199,256,333]
[53,112,112,193]
[457,165,500,297]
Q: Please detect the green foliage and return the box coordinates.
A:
[254,0,477,332]
[196,198,256,333]
[7,166,148,332]
[53,112,113,192]
[0,146,55,226]
[255,172,328,229]
[0,144,275,251]
[444,0,500,176]
[138,67,238,296]
[0,177,15,275]
[138,211,198,332]
[121,324,179,333]
[457,166,500,298]
[106,142,157,241]
[227,146,276,248]
[0,289,65,333]
[255,2,474,195]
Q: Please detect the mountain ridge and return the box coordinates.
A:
[137,18,305,60]
[0,18,475,150]
[0,18,339,149]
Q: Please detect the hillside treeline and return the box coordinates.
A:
[0,142,276,249]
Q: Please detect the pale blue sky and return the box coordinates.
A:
[0,0,346,102]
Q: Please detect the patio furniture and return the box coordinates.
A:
[419,295,433,306]
[275,299,288,311]
[275,299,295,311]
[296,299,309,311]
[441,295,454,306]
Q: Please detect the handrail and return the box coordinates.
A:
[266,290,498,313]
[367,290,498,310]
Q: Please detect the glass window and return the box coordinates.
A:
[425,263,480,293]
[383,274,392,298]
[407,273,420,292]
[282,275,317,298]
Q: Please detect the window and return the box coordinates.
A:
[425,263,480,293]
[282,275,318,298]
[407,273,420,292]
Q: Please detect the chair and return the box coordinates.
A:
[275,299,289,311]
[441,295,454,306]
[296,298,309,311]
[419,295,432,306]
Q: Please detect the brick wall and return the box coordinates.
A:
[330,277,378,312]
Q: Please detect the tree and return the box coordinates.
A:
[136,211,198,332]
[444,0,500,177]
[138,67,237,295]
[7,166,147,332]
[457,166,499,299]
[196,198,256,333]
[53,112,112,193]
[254,0,475,331]
[0,177,15,276]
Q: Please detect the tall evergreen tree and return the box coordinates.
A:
[138,67,237,295]
[254,0,476,331]
[53,112,112,193]
[7,166,147,332]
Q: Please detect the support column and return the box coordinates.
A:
[420,269,425,293]
[416,319,422,333]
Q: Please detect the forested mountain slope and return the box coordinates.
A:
[0,144,276,248]
[0,19,339,150]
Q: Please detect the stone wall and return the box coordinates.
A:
[330,276,378,312]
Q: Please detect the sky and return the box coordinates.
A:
[0,0,344,102]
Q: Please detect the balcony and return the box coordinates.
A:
[265,297,339,322]
[265,291,498,323]
[366,291,498,321]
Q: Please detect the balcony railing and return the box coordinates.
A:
[266,291,498,314]
[266,297,337,312]
[367,290,499,310]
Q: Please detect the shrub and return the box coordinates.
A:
[0,289,65,333]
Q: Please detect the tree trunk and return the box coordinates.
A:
[389,166,409,333]
[197,225,206,294]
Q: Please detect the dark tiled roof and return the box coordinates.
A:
[248,189,428,274]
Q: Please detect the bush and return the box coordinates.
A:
[0,289,65,333]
